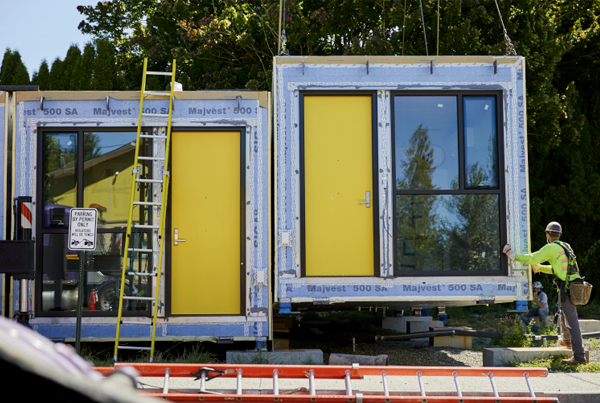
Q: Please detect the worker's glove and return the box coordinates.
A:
[531,263,541,274]
[502,244,516,261]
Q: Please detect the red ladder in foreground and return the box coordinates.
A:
[96,363,558,403]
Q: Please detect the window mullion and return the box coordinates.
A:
[457,94,465,191]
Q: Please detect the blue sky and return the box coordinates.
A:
[0,0,98,77]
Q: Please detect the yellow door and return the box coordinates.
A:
[171,131,242,315]
[304,95,375,276]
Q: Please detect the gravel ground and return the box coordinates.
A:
[292,337,600,367]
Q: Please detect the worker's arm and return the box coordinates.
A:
[536,264,553,275]
[515,244,555,266]
[530,263,552,275]
[534,291,547,308]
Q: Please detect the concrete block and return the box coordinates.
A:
[483,347,589,367]
[226,349,323,364]
[579,319,600,333]
[431,326,473,349]
[382,316,432,333]
[273,338,289,350]
[409,320,444,333]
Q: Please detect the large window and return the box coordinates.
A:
[38,129,153,314]
[393,93,504,275]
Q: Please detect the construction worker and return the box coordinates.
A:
[502,222,586,366]
[519,281,548,332]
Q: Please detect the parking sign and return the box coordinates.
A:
[68,208,98,250]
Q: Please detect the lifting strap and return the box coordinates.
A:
[113,58,178,362]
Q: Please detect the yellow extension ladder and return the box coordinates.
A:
[113,58,177,362]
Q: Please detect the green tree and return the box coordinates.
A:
[76,0,600,296]
[91,39,121,90]
[32,60,51,90]
[0,48,31,85]
[48,57,64,90]
[79,43,96,90]
[63,45,83,90]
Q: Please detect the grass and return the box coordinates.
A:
[444,303,599,372]
[79,342,218,367]
[511,355,600,372]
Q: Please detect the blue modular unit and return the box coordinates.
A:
[9,91,270,342]
[273,56,533,310]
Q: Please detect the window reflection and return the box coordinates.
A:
[464,97,498,188]
[395,96,459,190]
[44,133,77,228]
[41,232,151,312]
[83,132,147,229]
[40,129,153,315]
[396,194,501,272]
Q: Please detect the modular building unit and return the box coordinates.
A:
[6,90,270,343]
[273,56,532,310]
[1,92,5,242]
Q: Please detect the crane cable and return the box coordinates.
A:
[493,0,517,55]
[278,0,288,56]
[419,0,429,56]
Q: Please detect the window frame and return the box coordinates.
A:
[35,127,153,317]
[391,91,507,277]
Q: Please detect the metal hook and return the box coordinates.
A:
[430,60,434,75]
[494,60,498,74]
[106,96,111,110]
[366,60,369,75]
[39,96,45,111]
[302,60,305,75]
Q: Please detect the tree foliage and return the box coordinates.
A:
[0,48,30,85]
[1,1,599,295]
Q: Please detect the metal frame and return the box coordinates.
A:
[298,91,380,278]
[390,90,507,277]
[35,127,152,317]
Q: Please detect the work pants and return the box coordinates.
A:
[560,293,586,361]
[520,307,549,331]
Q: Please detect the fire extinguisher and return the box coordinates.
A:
[89,288,98,311]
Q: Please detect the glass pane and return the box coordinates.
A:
[395,96,459,190]
[41,232,151,312]
[396,194,501,272]
[44,132,77,228]
[83,131,147,229]
[464,96,498,188]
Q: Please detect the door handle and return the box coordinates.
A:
[359,191,371,208]
[174,228,186,246]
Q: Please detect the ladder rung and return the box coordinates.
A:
[121,320,153,325]
[144,91,171,97]
[138,156,165,161]
[146,71,172,76]
[123,296,155,301]
[128,248,157,253]
[128,271,157,277]
[118,345,152,350]
[135,178,163,184]
[133,201,162,206]
[140,134,168,139]
[142,113,169,118]
[133,224,160,229]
